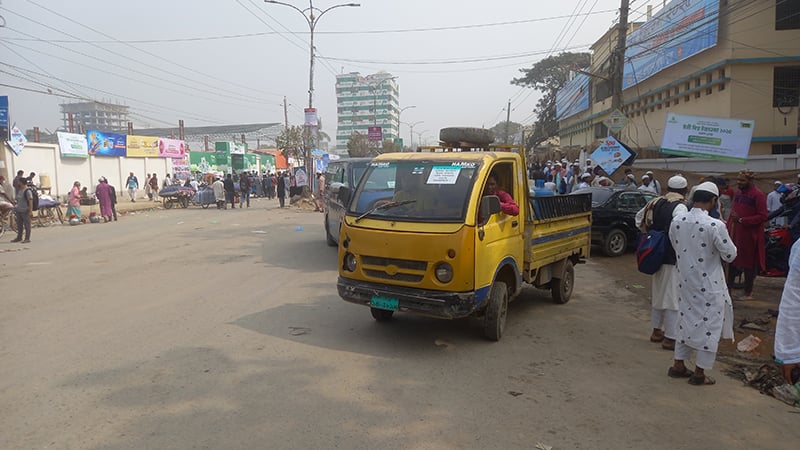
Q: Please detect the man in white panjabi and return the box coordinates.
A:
[668,181,737,386]
[775,238,800,384]
[636,175,689,349]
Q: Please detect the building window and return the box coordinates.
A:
[773,66,800,107]
[594,122,608,138]
[706,73,713,94]
[776,0,800,30]
[772,144,797,154]
[719,69,726,91]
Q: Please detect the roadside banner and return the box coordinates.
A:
[126,135,158,157]
[232,142,247,155]
[8,124,28,156]
[158,137,186,158]
[590,135,634,176]
[304,108,318,126]
[87,130,126,156]
[368,126,382,141]
[57,131,88,158]
[172,156,190,179]
[0,96,9,142]
[294,167,308,187]
[660,113,754,162]
[190,151,217,173]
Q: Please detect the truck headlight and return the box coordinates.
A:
[434,262,453,283]
[344,253,357,272]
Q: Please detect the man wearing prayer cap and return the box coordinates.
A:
[635,175,689,350]
[645,170,662,195]
[667,180,737,385]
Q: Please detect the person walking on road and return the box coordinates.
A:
[775,238,800,385]
[726,170,768,300]
[212,177,225,209]
[223,174,236,210]
[125,172,139,202]
[277,171,287,208]
[668,181,737,386]
[11,179,34,243]
[162,174,172,189]
[239,172,251,208]
[636,175,689,350]
[95,177,113,223]
[108,181,118,221]
[768,180,785,226]
[67,181,82,221]
[149,174,159,202]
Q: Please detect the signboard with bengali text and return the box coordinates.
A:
[660,113,754,162]
[590,136,634,176]
[126,135,159,157]
[87,130,126,157]
[57,131,88,158]
[556,73,590,120]
[158,137,186,158]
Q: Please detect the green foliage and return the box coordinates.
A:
[347,132,399,157]
[490,121,522,143]
[511,52,591,148]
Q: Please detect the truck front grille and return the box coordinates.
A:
[360,255,428,283]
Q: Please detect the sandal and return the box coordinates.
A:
[668,367,694,378]
[650,330,664,343]
[661,338,675,350]
[688,375,716,386]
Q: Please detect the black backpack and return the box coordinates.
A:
[26,187,39,211]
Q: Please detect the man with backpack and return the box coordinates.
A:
[635,175,689,350]
[11,179,36,243]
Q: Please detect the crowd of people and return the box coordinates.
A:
[633,170,800,388]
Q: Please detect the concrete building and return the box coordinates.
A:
[557,0,800,158]
[60,101,130,133]
[335,71,400,154]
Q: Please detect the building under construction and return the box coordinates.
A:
[60,101,130,133]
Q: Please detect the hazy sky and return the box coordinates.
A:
[0,0,666,145]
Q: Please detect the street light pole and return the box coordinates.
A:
[402,120,423,150]
[265,0,360,109]
[398,105,416,148]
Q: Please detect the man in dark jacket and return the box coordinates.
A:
[223,174,236,210]
[276,171,286,208]
[239,172,251,208]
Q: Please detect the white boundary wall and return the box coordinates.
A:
[633,152,800,174]
[1,142,173,201]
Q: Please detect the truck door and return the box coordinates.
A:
[474,161,524,298]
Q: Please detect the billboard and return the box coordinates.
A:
[57,132,88,158]
[660,113,754,162]
[126,135,159,157]
[304,107,318,126]
[556,73,590,120]
[623,0,719,89]
[368,126,383,141]
[158,137,186,158]
[0,96,8,142]
[590,135,634,176]
[87,130,126,157]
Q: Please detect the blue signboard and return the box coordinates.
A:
[623,0,719,89]
[556,73,590,120]
[0,96,8,142]
[86,130,127,156]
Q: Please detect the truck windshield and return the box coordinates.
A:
[349,160,480,222]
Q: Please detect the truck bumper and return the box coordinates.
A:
[337,277,478,319]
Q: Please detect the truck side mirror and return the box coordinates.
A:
[480,195,502,222]
[338,186,352,205]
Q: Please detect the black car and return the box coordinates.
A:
[323,157,373,246]
[571,186,658,257]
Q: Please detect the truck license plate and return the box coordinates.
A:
[370,296,399,311]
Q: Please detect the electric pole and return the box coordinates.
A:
[611,0,629,115]
[283,96,289,131]
[504,99,511,144]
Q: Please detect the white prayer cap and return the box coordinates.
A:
[695,181,719,196]
[645,170,654,175]
[774,180,782,185]
[554,162,562,167]
[581,173,591,179]
[627,173,635,180]
[668,175,688,189]
[642,174,650,180]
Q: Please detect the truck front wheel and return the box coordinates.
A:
[483,281,508,341]
[551,259,575,304]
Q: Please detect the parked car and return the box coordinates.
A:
[571,186,658,257]
[324,158,373,246]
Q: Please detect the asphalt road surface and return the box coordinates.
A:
[1,198,798,449]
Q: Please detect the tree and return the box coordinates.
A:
[347,132,400,157]
[490,121,522,144]
[275,125,305,161]
[511,52,591,148]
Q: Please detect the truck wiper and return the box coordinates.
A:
[355,199,417,223]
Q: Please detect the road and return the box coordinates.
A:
[1,198,798,450]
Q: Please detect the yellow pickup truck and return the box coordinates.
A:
[336,130,591,340]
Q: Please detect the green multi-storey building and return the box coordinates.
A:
[335,71,399,154]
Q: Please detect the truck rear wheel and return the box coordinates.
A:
[370,307,394,322]
[551,259,575,304]
[325,214,337,247]
[439,127,495,146]
[483,281,508,341]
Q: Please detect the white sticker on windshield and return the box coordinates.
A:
[426,166,461,185]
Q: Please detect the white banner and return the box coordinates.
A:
[660,113,755,163]
[7,125,27,156]
[57,131,89,158]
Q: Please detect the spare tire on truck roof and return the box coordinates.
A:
[439,127,495,147]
